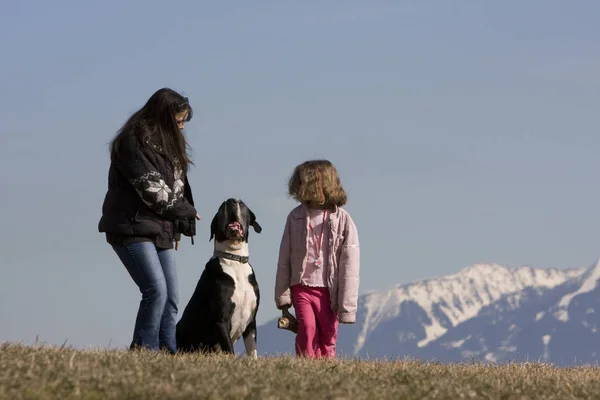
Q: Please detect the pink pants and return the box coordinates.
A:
[291,284,338,359]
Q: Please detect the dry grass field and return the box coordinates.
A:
[2,343,600,399]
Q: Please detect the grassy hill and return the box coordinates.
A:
[1,343,599,399]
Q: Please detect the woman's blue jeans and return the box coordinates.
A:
[113,242,179,353]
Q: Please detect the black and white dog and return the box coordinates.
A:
[176,198,262,357]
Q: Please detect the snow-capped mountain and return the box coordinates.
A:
[255,260,600,366]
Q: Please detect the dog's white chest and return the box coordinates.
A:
[221,261,257,341]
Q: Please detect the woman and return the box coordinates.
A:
[98,88,200,354]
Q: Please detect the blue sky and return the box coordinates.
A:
[1,1,600,349]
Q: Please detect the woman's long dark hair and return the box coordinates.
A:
[110,88,194,172]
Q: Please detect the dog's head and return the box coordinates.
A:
[210,198,262,243]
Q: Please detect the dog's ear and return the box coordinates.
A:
[248,208,262,234]
[210,213,218,241]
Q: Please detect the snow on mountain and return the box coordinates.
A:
[355,263,584,353]
[554,260,600,322]
[425,259,600,364]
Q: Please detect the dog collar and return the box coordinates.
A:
[214,250,249,263]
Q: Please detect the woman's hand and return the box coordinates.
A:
[195,213,201,220]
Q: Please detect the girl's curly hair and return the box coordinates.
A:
[288,159,347,207]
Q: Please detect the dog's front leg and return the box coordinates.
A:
[216,322,234,354]
[242,320,258,359]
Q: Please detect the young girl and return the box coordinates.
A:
[275,159,360,358]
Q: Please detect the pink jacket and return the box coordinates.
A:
[274,204,360,323]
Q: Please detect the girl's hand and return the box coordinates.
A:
[195,213,201,220]
[337,313,355,324]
